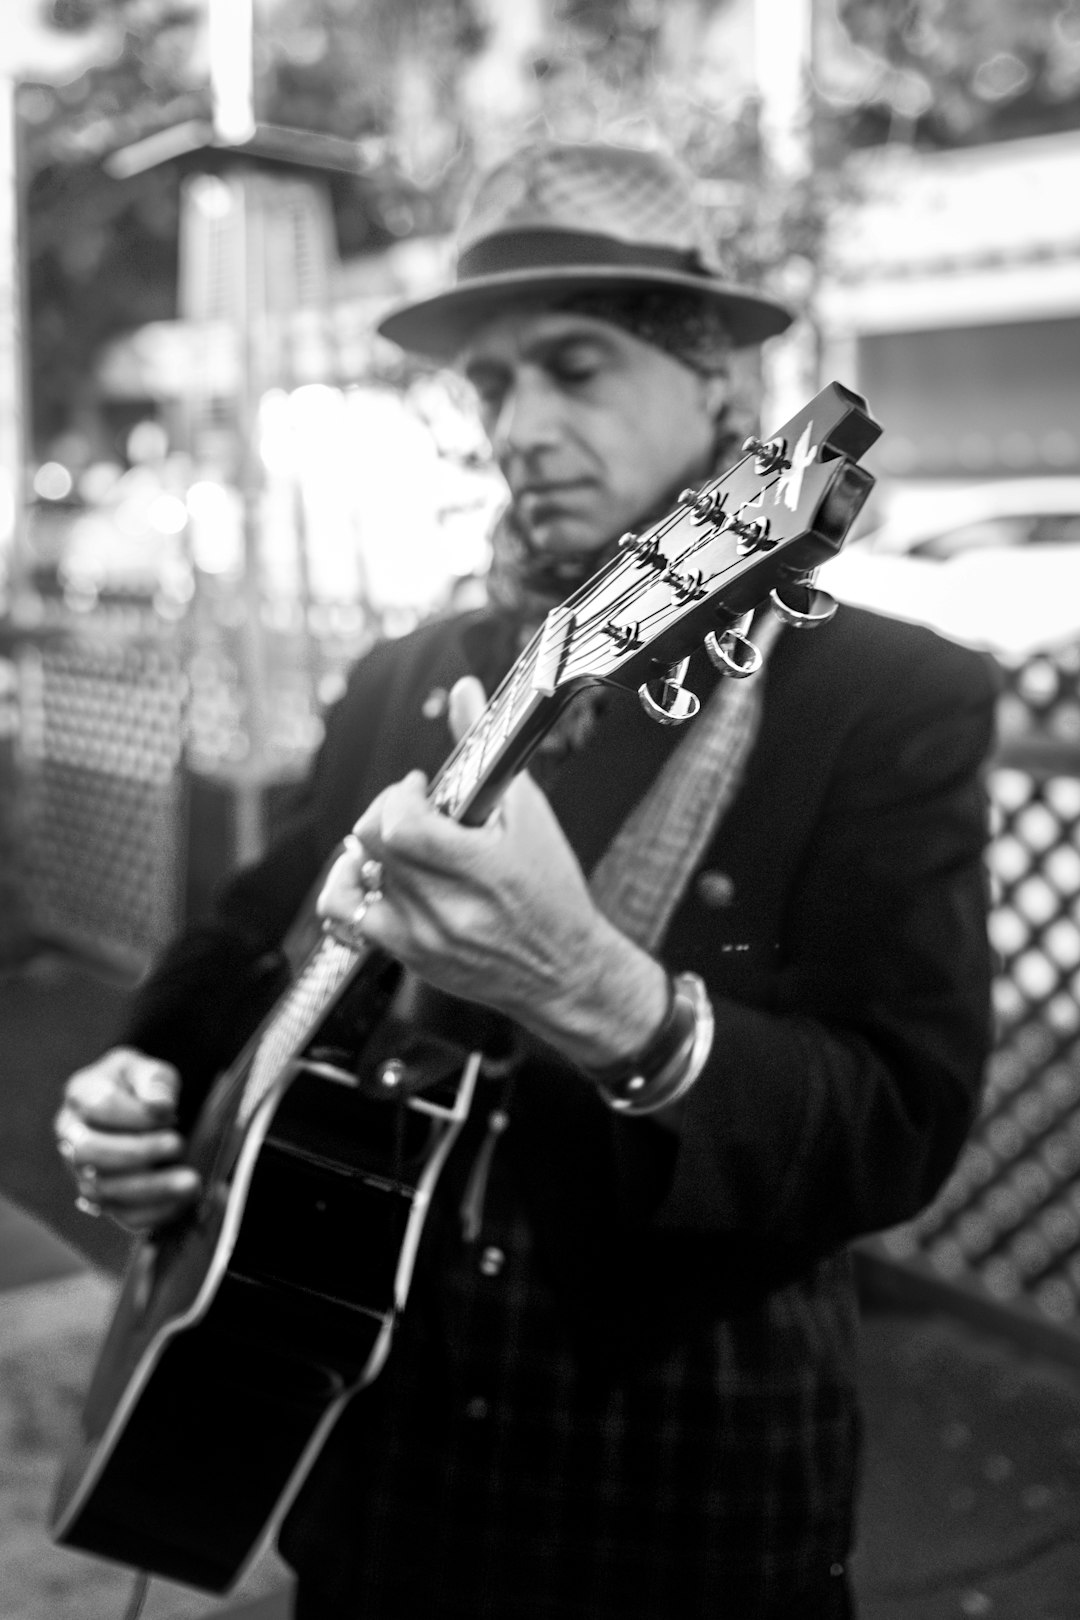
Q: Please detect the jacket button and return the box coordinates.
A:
[696,869,735,908]
[479,1245,505,1277]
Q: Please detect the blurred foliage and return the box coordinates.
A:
[19,0,1080,452]
[527,1,855,311]
[22,0,487,448]
[827,0,1080,147]
[23,4,204,450]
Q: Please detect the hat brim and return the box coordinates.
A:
[377,266,794,361]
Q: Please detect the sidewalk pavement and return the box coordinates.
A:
[3,954,1080,1619]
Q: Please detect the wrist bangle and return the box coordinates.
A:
[584,973,680,1089]
[588,973,714,1117]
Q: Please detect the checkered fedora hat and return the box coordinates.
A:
[378,141,793,359]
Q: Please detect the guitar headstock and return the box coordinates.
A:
[431,383,881,825]
[537,381,881,698]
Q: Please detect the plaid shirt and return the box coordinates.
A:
[279,1078,859,1619]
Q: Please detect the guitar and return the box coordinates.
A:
[51,382,880,1592]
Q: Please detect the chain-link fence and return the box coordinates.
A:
[12,627,186,973]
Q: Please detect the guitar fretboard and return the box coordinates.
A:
[430,629,543,820]
[236,934,357,1129]
[233,634,554,1128]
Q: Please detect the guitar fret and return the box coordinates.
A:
[507,636,539,726]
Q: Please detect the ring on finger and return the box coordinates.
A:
[75,1194,102,1218]
[323,903,372,953]
[358,858,384,903]
[342,835,384,902]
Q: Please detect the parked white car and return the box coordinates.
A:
[819,477,1080,661]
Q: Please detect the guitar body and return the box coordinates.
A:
[51,954,480,1592]
[51,383,882,1594]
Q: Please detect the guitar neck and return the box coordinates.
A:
[427,605,588,827]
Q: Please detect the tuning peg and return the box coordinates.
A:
[769,581,838,629]
[704,625,763,679]
[727,515,773,555]
[619,530,663,568]
[678,486,726,525]
[639,658,701,726]
[742,435,791,474]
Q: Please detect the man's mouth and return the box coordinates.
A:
[516,480,593,511]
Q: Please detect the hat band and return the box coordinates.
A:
[457,228,707,284]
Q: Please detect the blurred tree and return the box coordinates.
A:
[825,0,1080,147]
[26,0,1078,453]
[526,1,847,327]
[22,0,486,450]
[23,4,207,452]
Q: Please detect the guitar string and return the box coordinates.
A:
[557,502,810,682]
[429,506,700,808]
[428,480,725,797]
[528,479,793,687]
[432,516,759,817]
[428,448,780,801]
[236,936,358,1128]
[562,463,799,659]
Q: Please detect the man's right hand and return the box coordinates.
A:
[54,1047,201,1234]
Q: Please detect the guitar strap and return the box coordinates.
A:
[587,611,784,952]
[457,613,784,1242]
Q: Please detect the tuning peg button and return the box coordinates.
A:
[638,657,700,725]
[704,629,762,679]
[639,682,701,725]
[769,584,838,629]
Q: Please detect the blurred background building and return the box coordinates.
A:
[1,0,1080,1373]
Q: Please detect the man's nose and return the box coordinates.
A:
[490,376,562,460]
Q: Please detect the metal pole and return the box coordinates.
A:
[753,0,819,426]
[231,170,273,864]
[208,0,256,145]
[0,75,26,609]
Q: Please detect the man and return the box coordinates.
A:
[54,141,998,1617]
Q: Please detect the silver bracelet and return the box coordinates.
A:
[594,973,714,1117]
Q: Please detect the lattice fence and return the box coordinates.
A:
[866,640,1080,1363]
[10,608,338,970]
[12,611,1080,1358]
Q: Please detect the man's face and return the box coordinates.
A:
[460,308,725,557]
